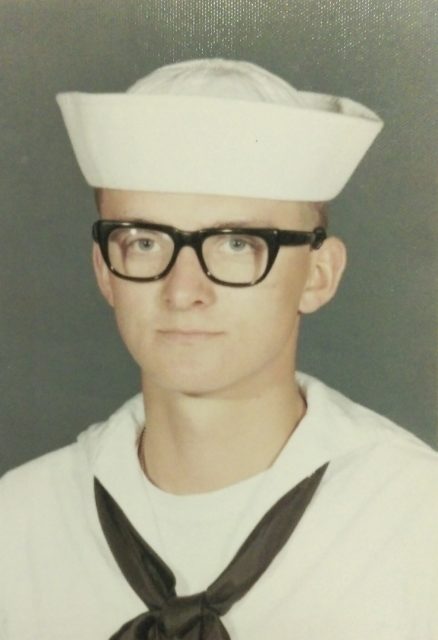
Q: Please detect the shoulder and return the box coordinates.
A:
[298,372,438,486]
[299,371,436,447]
[0,393,143,502]
[0,423,99,536]
[0,442,88,544]
[1,442,76,494]
[296,376,438,567]
[0,419,105,596]
[0,393,144,528]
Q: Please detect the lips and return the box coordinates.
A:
[158,329,222,340]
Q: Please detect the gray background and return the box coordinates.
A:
[1,0,437,475]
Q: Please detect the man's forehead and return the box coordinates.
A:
[98,189,315,228]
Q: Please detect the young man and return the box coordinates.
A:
[1,59,437,639]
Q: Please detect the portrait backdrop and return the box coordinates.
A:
[1,0,437,474]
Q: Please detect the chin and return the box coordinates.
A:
[140,359,246,397]
[152,372,237,397]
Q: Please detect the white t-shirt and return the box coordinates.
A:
[1,373,438,639]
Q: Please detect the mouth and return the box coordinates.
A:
[157,330,223,341]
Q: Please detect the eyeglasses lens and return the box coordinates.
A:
[108,227,174,279]
[203,234,268,284]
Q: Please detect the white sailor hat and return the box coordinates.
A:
[56,58,383,202]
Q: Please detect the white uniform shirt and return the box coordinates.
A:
[1,373,438,639]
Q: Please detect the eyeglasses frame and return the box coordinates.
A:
[92,219,327,287]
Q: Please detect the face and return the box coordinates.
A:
[93,190,343,398]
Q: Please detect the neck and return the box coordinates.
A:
[139,370,306,495]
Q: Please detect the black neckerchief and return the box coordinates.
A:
[94,462,328,639]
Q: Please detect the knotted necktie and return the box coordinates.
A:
[94,462,328,639]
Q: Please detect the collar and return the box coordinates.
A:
[78,373,389,544]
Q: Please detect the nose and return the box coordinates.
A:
[161,246,216,310]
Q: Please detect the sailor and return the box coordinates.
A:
[1,58,437,640]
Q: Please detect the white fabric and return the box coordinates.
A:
[56,59,383,201]
[127,58,311,103]
[1,373,438,640]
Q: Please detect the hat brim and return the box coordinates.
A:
[56,93,383,202]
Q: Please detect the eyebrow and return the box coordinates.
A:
[209,219,274,229]
[121,216,274,229]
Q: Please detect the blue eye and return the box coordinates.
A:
[228,237,250,251]
[125,234,162,254]
[133,238,155,251]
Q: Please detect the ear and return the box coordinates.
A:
[92,243,115,307]
[299,236,347,314]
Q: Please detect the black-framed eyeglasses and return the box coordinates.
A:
[92,220,327,288]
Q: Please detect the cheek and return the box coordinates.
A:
[259,253,310,320]
[109,283,156,352]
[229,273,305,350]
[261,290,298,339]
